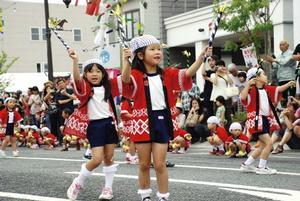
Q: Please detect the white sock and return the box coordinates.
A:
[138,188,152,199]
[217,145,224,151]
[212,145,218,150]
[157,192,170,200]
[103,164,118,189]
[85,148,91,156]
[76,163,92,186]
[126,152,131,158]
[258,159,267,169]
[244,156,255,166]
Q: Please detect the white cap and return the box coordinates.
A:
[83,58,103,70]
[207,116,220,124]
[246,67,264,81]
[40,127,50,133]
[130,34,160,55]
[176,102,182,109]
[4,97,15,105]
[229,122,242,132]
[30,125,38,130]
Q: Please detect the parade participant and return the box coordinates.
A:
[120,96,138,164]
[40,127,57,150]
[207,116,228,156]
[0,98,23,157]
[240,67,295,174]
[122,34,211,201]
[225,122,251,158]
[66,49,120,201]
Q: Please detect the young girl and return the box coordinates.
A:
[67,49,121,200]
[120,96,138,164]
[225,122,251,158]
[122,34,211,201]
[207,116,228,155]
[215,95,226,126]
[240,67,295,174]
[0,98,23,157]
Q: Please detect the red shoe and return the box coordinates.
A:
[209,149,218,155]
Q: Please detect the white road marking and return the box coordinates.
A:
[8,156,300,176]
[65,172,300,201]
[0,191,71,201]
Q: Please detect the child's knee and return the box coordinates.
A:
[154,161,166,174]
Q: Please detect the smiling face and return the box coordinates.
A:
[84,64,104,85]
[138,44,162,69]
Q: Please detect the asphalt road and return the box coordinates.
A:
[1,142,300,201]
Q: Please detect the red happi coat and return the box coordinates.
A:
[0,108,23,128]
[63,77,121,139]
[241,85,281,135]
[225,132,251,153]
[122,67,192,142]
[120,99,133,137]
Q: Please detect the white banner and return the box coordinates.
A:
[96,43,121,69]
[241,44,258,68]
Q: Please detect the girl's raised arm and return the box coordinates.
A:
[68,49,81,82]
[186,47,212,78]
[122,48,132,83]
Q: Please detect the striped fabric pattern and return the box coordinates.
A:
[130,35,160,54]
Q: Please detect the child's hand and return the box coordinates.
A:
[247,78,256,86]
[123,48,132,60]
[68,49,78,61]
[288,80,296,88]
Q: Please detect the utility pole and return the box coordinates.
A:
[44,0,54,81]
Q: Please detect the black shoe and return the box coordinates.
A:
[142,196,152,201]
[83,154,92,160]
[166,161,175,168]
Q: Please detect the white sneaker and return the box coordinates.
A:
[67,179,82,201]
[99,186,113,200]
[0,150,7,158]
[12,150,19,157]
[256,167,277,175]
[129,156,139,165]
[177,147,186,154]
[240,163,257,173]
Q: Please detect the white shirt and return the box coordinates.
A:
[148,74,166,110]
[8,111,14,123]
[258,89,270,116]
[210,73,229,101]
[87,86,112,120]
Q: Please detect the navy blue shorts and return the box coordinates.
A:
[87,117,119,148]
[5,123,14,136]
[136,110,171,144]
[252,116,270,141]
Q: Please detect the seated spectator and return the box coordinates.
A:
[185,98,208,143]
[225,122,251,158]
[207,116,228,155]
[272,100,300,153]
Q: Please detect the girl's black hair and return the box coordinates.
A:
[190,97,203,115]
[132,47,163,74]
[84,63,111,102]
[216,95,226,105]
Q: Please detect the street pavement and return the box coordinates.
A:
[0,142,300,201]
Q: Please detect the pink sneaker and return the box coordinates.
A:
[130,156,139,165]
[67,179,82,201]
[99,186,113,200]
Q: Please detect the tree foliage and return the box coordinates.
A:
[213,0,272,52]
[0,51,18,91]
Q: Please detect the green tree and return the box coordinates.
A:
[0,51,18,91]
[213,0,274,54]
